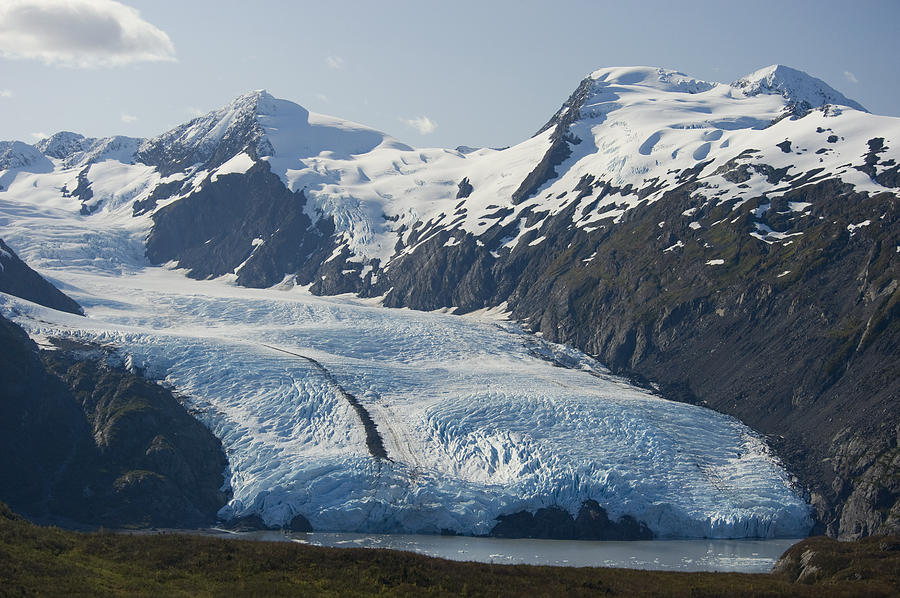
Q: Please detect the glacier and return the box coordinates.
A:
[0,163,812,538]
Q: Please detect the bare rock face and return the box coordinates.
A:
[287,513,313,532]
[43,350,230,527]
[456,177,474,199]
[837,442,900,539]
[145,162,334,288]
[574,500,654,540]
[219,512,312,532]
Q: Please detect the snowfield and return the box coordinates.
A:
[0,167,813,538]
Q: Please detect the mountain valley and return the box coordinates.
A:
[0,64,897,539]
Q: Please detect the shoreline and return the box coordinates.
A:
[110,525,805,573]
[3,505,898,596]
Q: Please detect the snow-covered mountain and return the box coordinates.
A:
[35,131,141,170]
[732,64,867,113]
[7,65,894,282]
[0,64,897,538]
[136,90,411,177]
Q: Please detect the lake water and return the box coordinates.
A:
[201,529,802,573]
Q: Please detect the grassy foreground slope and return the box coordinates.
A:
[2,504,899,597]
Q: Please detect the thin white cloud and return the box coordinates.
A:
[120,112,137,123]
[843,70,858,84]
[30,131,48,141]
[325,55,344,70]
[0,0,176,68]
[315,92,330,103]
[0,89,12,98]
[403,115,438,135]
[187,106,205,118]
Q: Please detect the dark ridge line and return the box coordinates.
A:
[261,344,390,460]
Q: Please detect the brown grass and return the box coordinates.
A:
[2,503,898,597]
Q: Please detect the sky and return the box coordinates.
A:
[0,0,898,150]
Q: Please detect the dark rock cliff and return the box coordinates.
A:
[145,161,334,287]
[0,315,228,528]
[509,75,594,205]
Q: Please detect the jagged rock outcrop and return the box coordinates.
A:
[136,91,270,176]
[221,512,312,532]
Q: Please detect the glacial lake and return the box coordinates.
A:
[192,529,803,573]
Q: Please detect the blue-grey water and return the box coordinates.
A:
[199,529,801,573]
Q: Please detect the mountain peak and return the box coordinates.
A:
[136,90,404,180]
[236,88,269,101]
[228,89,277,113]
[587,66,718,94]
[536,66,721,137]
[136,89,288,175]
[731,64,866,112]
[35,131,88,159]
[34,131,141,169]
[0,140,52,172]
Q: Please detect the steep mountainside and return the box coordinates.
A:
[0,314,229,528]
[364,69,899,538]
[0,64,897,537]
[0,239,83,315]
[0,245,227,528]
